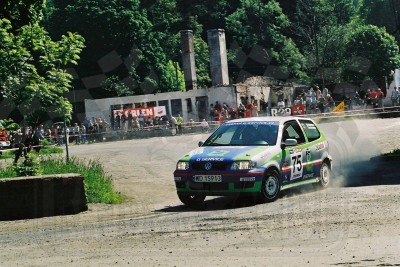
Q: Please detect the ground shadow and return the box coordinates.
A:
[156,184,326,213]
[338,157,400,187]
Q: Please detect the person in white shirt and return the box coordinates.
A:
[200,119,209,132]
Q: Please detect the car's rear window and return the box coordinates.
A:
[299,120,320,142]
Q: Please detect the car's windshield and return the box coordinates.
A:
[203,121,279,146]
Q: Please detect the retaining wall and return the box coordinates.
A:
[0,173,87,220]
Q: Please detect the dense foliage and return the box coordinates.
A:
[0,0,84,123]
[2,0,400,106]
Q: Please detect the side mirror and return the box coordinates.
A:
[280,138,298,149]
[198,141,204,147]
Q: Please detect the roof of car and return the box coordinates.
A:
[226,116,310,124]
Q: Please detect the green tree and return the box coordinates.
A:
[360,0,400,42]
[193,35,211,88]
[293,0,357,85]
[0,1,84,124]
[46,0,179,95]
[343,25,400,82]
[163,60,185,92]
[226,0,306,81]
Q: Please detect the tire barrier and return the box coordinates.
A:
[0,173,88,221]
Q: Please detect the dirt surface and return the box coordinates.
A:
[1,117,400,266]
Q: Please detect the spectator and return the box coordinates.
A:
[138,110,145,129]
[176,114,183,134]
[251,103,258,117]
[322,87,329,99]
[229,108,237,120]
[238,103,245,118]
[315,86,322,100]
[73,123,80,144]
[377,88,384,108]
[170,115,177,133]
[88,121,94,143]
[127,112,133,131]
[80,123,86,144]
[391,87,399,106]
[370,88,378,108]
[209,104,214,121]
[277,99,285,108]
[200,119,209,132]
[214,101,222,113]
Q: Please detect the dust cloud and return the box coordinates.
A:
[319,118,383,187]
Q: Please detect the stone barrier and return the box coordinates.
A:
[0,173,87,220]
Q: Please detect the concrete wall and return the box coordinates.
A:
[85,87,238,123]
[0,173,87,220]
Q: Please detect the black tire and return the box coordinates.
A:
[316,161,331,188]
[259,170,281,203]
[177,192,206,208]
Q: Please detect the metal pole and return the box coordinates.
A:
[64,115,69,162]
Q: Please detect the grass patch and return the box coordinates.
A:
[0,150,14,159]
[0,146,63,160]
[0,156,123,204]
[40,157,123,204]
[0,165,16,178]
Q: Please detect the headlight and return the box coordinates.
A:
[176,161,189,170]
[231,161,256,170]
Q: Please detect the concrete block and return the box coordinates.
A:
[0,173,88,220]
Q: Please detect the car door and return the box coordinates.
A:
[299,119,324,180]
[281,120,307,184]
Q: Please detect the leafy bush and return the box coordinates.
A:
[13,152,42,176]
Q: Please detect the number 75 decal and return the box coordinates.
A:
[290,149,303,180]
[292,154,302,173]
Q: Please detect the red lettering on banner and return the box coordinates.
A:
[114,106,166,118]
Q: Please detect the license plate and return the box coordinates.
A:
[194,175,222,183]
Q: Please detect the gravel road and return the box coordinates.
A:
[1,117,400,266]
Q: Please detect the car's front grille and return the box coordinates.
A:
[234,181,255,189]
[191,162,229,171]
[189,182,229,191]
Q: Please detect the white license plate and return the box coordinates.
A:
[194,175,222,183]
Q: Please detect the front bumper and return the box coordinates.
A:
[173,168,265,195]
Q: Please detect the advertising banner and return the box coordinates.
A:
[113,106,167,118]
[291,104,305,115]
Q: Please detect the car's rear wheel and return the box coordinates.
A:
[316,161,331,188]
[259,170,281,203]
[177,192,206,208]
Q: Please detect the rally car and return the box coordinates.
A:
[173,117,332,207]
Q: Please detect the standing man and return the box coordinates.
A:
[391,87,399,106]
[377,88,384,108]
[176,114,183,135]
[138,110,145,130]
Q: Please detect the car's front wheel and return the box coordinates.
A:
[259,170,281,203]
[177,192,206,208]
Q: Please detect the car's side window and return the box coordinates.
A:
[299,120,320,142]
[282,121,306,144]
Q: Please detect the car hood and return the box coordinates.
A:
[179,145,280,164]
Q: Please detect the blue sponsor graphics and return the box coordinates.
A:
[189,146,256,162]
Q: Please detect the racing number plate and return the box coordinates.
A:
[194,175,222,183]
